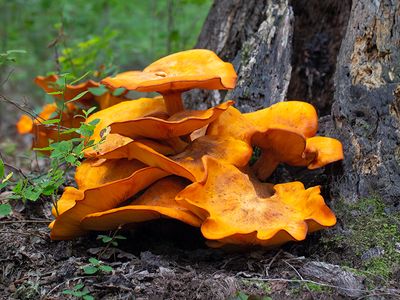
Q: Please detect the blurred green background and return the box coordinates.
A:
[0,0,212,101]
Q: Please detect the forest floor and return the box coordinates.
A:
[0,105,399,300]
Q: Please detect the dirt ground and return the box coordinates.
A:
[0,197,399,300]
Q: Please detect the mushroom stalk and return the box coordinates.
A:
[162,92,185,115]
[252,152,279,181]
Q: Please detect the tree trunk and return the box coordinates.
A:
[187,0,293,112]
[194,0,399,205]
[331,0,400,204]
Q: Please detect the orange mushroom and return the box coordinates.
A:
[50,163,170,240]
[176,157,336,247]
[243,101,319,138]
[102,49,237,115]
[81,176,201,231]
[91,135,252,182]
[35,74,98,103]
[35,74,127,109]
[16,102,84,150]
[75,158,146,190]
[208,102,343,180]
[83,96,168,156]
[108,101,234,140]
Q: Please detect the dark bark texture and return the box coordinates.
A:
[195,0,400,205]
[331,0,400,204]
[186,0,293,112]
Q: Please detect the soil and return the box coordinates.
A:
[0,198,399,300]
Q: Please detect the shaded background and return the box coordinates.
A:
[0,0,212,102]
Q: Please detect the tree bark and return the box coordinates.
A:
[187,0,293,112]
[331,0,400,204]
[195,0,400,204]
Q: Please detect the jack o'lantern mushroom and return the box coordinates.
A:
[16,102,84,150]
[207,102,344,180]
[50,159,170,240]
[80,176,201,231]
[35,74,127,109]
[176,157,336,247]
[101,49,237,115]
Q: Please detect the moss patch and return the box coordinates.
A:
[323,197,400,281]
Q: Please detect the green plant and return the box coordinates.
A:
[0,49,26,65]
[82,257,113,275]
[62,283,94,300]
[3,73,106,216]
[97,233,127,247]
[0,158,13,216]
[230,291,272,300]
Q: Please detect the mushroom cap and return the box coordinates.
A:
[75,159,146,190]
[16,103,58,134]
[80,176,201,230]
[244,101,319,138]
[109,101,234,139]
[92,135,252,183]
[50,163,170,240]
[176,157,336,246]
[85,97,166,142]
[17,102,83,151]
[208,102,343,180]
[101,49,237,93]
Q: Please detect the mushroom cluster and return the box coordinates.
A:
[17,74,128,150]
[49,49,343,247]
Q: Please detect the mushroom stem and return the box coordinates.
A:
[252,152,279,181]
[162,92,185,115]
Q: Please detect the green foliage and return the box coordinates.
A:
[230,291,272,300]
[1,0,212,98]
[62,283,94,300]
[82,257,113,275]
[3,74,106,215]
[0,49,26,65]
[97,234,127,247]
[0,158,13,216]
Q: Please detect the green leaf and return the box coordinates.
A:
[47,91,63,95]
[70,71,91,85]
[0,158,4,178]
[61,128,77,135]
[6,49,26,55]
[115,235,127,240]
[89,118,100,125]
[112,87,126,96]
[83,265,98,275]
[41,119,60,125]
[83,107,97,117]
[65,91,89,103]
[73,283,85,290]
[62,290,73,295]
[13,180,24,193]
[0,204,12,216]
[2,172,13,184]
[33,146,53,151]
[83,295,94,300]
[232,292,249,300]
[88,257,100,265]
[88,85,108,96]
[99,235,113,243]
[99,265,113,273]
[22,187,42,201]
